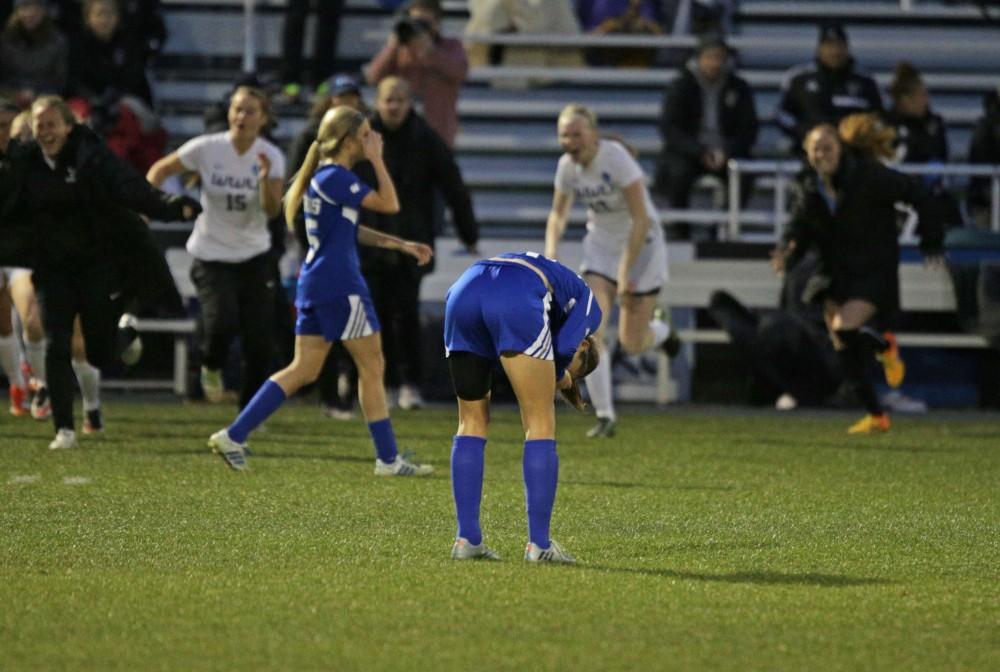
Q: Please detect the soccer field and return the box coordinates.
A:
[2,401,998,671]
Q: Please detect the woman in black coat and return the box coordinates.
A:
[8,95,198,449]
[771,122,944,434]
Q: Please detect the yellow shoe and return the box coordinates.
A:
[847,414,891,434]
[877,332,905,388]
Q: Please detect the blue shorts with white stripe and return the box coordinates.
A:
[296,294,381,342]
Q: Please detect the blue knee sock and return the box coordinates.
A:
[451,435,487,545]
[368,418,398,463]
[228,379,286,444]
[523,439,559,549]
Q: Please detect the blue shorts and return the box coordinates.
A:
[444,262,553,361]
[296,294,381,342]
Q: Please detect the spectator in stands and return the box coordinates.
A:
[67,0,154,104]
[884,62,948,165]
[654,34,757,234]
[146,86,286,410]
[770,121,944,434]
[464,0,584,69]
[544,103,681,439]
[366,0,467,147]
[4,95,198,449]
[580,0,663,68]
[0,0,68,107]
[775,21,882,149]
[662,0,736,37]
[278,0,345,101]
[968,87,1000,224]
[368,76,478,410]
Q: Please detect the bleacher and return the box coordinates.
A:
[155,0,1000,237]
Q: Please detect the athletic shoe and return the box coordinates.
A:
[118,313,143,366]
[524,539,576,564]
[847,414,891,435]
[31,385,51,420]
[374,451,433,476]
[321,406,355,421]
[9,384,29,417]
[398,384,424,410]
[775,393,798,411]
[200,367,225,403]
[82,408,104,435]
[451,537,501,561]
[207,429,249,471]
[49,428,77,450]
[586,416,617,439]
[653,307,681,358]
[877,332,905,388]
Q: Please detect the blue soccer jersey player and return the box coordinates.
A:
[444,252,603,563]
[208,106,434,474]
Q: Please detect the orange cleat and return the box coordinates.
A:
[8,384,29,417]
[877,332,905,388]
[847,414,891,434]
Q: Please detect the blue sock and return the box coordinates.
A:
[228,379,286,444]
[451,435,487,545]
[368,418,398,463]
[523,439,559,549]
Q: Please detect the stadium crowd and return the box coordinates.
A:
[1,0,998,462]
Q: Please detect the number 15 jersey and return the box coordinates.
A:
[177,132,286,262]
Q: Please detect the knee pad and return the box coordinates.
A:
[449,352,493,401]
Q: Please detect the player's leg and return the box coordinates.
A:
[190,260,238,403]
[10,270,47,417]
[235,254,276,409]
[448,351,498,560]
[582,272,618,437]
[33,277,78,448]
[501,353,574,563]
[827,299,888,433]
[0,281,26,416]
[344,329,433,476]
[70,317,103,434]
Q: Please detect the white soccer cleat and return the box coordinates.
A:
[374,452,433,476]
[208,429,249,471]
[118,313,143,366]
[398,384,424,410]
[451,537,501,561]
[48,428,77,450]
[524,539,576,564]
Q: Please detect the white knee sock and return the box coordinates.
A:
[0,334,20,386]
[24,338,46,384]
[648,318,672,350]
[585,347,616,421]
[72,360,101,412]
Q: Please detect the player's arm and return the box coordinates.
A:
[146,152,185,187]
[544,188,573,259]
[357,225,433,266]
[618,179,651,294]
[359,130,400,214]
[253,152,283,219]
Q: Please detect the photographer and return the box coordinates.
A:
[365,0,467,147]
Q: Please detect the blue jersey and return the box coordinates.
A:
[295,163,372,308]
[444,252,602,379]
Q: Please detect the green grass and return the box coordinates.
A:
[2,401,998,671]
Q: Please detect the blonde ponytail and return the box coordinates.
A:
[284,140,321,230]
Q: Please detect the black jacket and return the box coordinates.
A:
[67,27,153,104]
[783,150,944,304]
[366,109,478,274]
[969,90,1000,208]
[1,125,194,309]
[776,58,883,144]
[883,107,948,164]
[659,62,758,160]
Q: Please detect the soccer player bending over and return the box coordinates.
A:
[207,106,434,474]
[445,252,602,563]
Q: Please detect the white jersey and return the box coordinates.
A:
[177,132,286,262]
[554,139,663,245]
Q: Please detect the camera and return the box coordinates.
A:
[393,16,432,45]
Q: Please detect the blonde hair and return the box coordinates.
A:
[838,112,895,160]
[557,103,598,129]
[284,106,366,229]
[11,110,32,140]
[31,95,77,127]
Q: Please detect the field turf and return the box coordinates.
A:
[2,400,998,671]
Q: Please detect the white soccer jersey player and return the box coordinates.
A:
[177,132,286,262]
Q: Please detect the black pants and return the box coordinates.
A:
[191,254,276,408]
[655,151,756,209]
[366,263,423,389]
[281,0,346,85]
[34,262,124,431]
